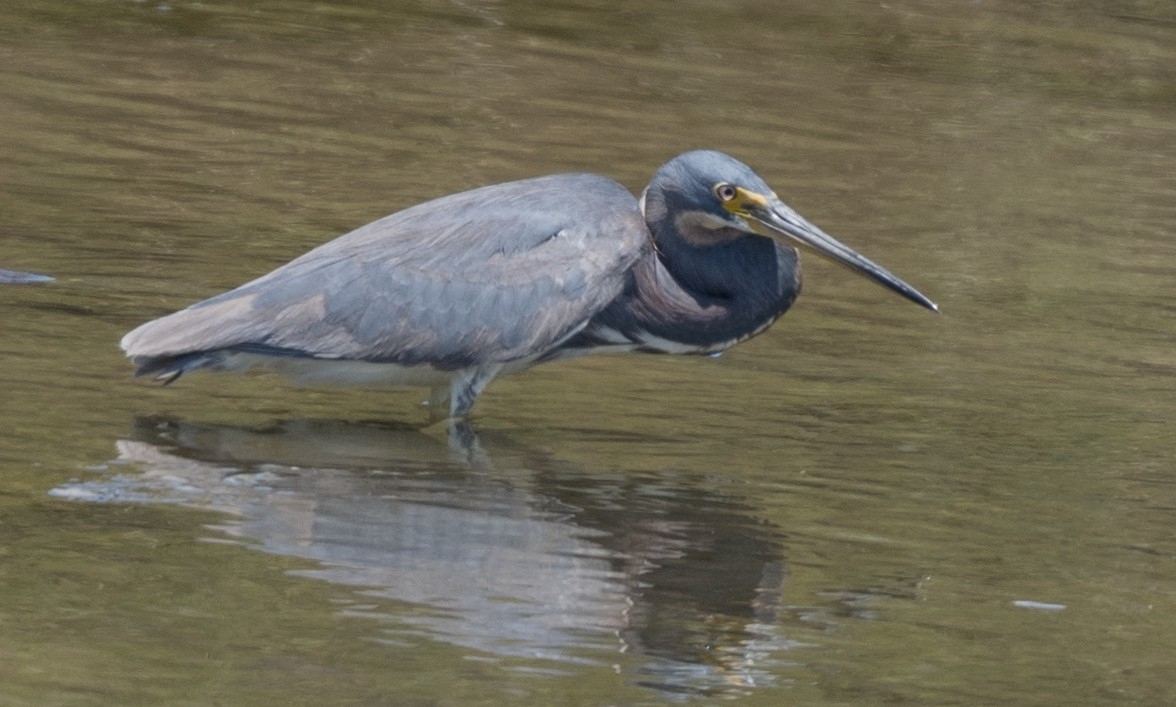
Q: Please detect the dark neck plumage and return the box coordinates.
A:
[640,215,800,344]
[567,190,802,355]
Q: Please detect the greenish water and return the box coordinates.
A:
[2,0,1175,704]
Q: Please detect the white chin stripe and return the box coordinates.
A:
[631,331,729,355]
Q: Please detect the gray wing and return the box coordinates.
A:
[121,173,650,373]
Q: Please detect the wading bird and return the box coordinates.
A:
[122,150,936,419]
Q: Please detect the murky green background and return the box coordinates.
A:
[2,0,1174,704]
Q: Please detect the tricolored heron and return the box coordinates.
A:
[122,150,936,419]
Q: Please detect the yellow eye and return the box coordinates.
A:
[715,183,738,202]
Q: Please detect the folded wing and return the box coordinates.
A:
[121,173,650,377]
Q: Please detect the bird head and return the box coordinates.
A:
[645,150,937,312]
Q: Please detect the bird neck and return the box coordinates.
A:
[643,194,778,301]
[613,214,800,350]
[650,225,745,299]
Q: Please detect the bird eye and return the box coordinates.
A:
[715,183,738,202]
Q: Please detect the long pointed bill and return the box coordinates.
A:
[747,198,938,312]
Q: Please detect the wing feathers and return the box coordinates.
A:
[122,173,650,373]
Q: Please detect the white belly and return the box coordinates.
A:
[214,351,457,388]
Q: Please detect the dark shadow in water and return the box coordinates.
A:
[56,416,800,699]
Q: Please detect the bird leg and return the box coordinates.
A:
[422,364,502,423]
[446,419,490,467]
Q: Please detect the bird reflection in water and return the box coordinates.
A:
[56,417,797,698]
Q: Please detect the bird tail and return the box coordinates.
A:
[129,351,222,384]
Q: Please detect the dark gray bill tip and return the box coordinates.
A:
[0,268,54,284]
[905,287,939,313]
[751,202,939,314]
